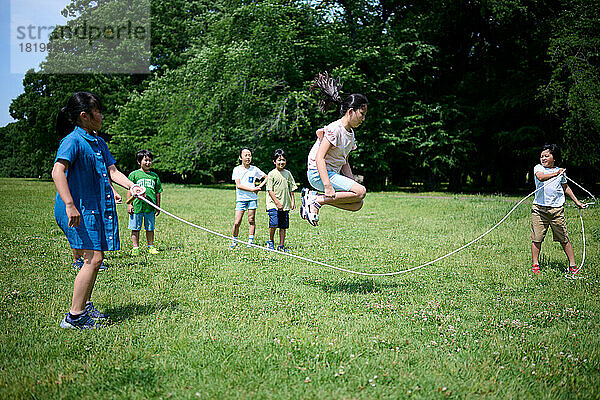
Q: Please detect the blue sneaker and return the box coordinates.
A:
[60,310,101,329]
[266,240,275,250]
[85,301,109,319]
[72,257,84,271]
[277,245,289,253]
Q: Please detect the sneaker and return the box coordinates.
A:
[300,188,310,220]
[532,264,540,274]
[266,240,275,250]
[130,247,140,256]
[569,265,580,275]
[148,245,159,255]
[72,257,84,271]
[98,261,107,271]
[277,245,289,253]
[85,301,109,319]
[246,240,254,249]
[60,311,100,329]
[230,242,237,249]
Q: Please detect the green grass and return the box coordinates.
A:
[1,178,599,399]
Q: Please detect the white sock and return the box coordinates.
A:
[248,235,254,243]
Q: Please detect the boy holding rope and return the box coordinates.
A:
[530,144,587,275]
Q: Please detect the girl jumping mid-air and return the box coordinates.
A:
[301,72,368,226]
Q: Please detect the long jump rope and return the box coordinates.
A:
[129,173,596,277]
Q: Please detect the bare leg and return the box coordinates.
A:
[311,183,366,213]
[560,241,577,266]
[531,241,542,265]
[70,250,103,314]
[247,209,256,237]
[146,230,154,246]
[232,210,245,237]
[131,230,140,247]
[279,228,286,247]
[72,248,83,261]
[269,227,276,242]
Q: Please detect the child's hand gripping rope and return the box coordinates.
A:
[126,184,147,204]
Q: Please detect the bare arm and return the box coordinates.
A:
[155,192,161,216]
[235,179,259,193]
[340,160,354,180]
[52,160,80,228]
[268,190,283,210]
[562,183,587,209]
[535,168,565,182]
[108,165,146,198]
[315,138,335,198]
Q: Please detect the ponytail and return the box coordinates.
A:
[56,92,103,135]
[56,106,75,136]
[309,71,368,116]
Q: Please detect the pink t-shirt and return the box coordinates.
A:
[307,119,357,173]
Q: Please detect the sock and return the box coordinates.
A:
[69,311,83,320]
[132,246,139,249]
[148,244,154,248]
[248,235,254,243]
[231,237,238,246]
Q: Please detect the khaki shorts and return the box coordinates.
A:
[530,204,569,243]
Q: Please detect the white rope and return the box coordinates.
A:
[564,175,596,272]
[131,173,594,277]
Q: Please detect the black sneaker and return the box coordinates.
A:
[60,310,101,329]
[85,301,109,319]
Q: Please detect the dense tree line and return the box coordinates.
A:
[1,0,598,192]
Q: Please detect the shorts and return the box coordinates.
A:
[307,169,356,192]
[530,204,569,243]
[267,209,289,229]
[129,212,156,231]
[236,200,258,211]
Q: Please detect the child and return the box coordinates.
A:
[127,150,163,255]
[231,147,266,248]
[265,149,297,252]
[300,72,369,226]
[530,144,587,275]
[52,92,145,329]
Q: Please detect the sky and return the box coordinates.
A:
[0,0,69,127]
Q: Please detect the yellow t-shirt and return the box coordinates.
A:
[265,168,297,211]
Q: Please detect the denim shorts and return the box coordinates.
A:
[236,199,258,211]
[267,209,289,229]
[307,169,356,192]
[128,212,155,231]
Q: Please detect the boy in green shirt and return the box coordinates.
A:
[127,150,163,255]
[265,149,297,252]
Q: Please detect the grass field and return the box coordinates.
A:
[1,178,599,399]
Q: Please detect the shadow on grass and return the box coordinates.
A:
[106,300,179,323]
[303,277,398,294]
[539,254,568,274]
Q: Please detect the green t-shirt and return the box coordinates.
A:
[265,168,297,211]
[128,169,163,213]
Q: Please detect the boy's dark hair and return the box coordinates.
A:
[273,148,286,161]
[541,144,561,163]
[56,92,103,135]
[136,149,154,163]
[310,71,368,116]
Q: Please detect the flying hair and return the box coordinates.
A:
[309,71,368,117]
[310,71,344,113]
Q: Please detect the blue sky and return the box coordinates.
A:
[1,0,68,127]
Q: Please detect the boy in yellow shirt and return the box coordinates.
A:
[265,149,297,252]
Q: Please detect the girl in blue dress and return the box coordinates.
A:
[52,92,146,329]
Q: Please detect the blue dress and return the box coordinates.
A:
[54,126,120,251]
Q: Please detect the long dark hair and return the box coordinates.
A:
[309,71,368,116]
[56,92,103,135]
